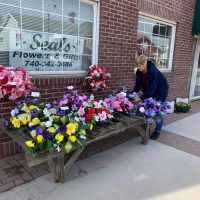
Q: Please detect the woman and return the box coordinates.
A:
[133,55,169,140]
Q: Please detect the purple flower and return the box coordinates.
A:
[147,118,153,124]
[24,96,32,103]
[57,109,65,116]
[16,101,23,108]
[58,125,66,133]
[3,120,8,128]
[36,126,44,134]
[30,108,39,117]
[42,131,52,139]
[45,103,51,109]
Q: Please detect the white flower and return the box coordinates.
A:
[94,115,100,121]
[74,117,79,122]
[49,108,57,114]
[45,120,52,127]
[108,114,113,119]
[80,135,87,140]
[139,107,145,113]
[11,109,16,117]
[43,108,51,117]
[67,86,74,90]
[30,130,36,138]
[90,94,94,100]
[121,92,127,97]
[60,106,69,111]
[28,122,35,127]
[56,146,61,152]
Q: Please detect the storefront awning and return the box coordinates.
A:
[192,0,200,35]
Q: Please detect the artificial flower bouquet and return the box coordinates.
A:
[175,102,191,113]
[132,98,169,125]
[103,88,134,115]
[83,64,111,92]
[59,87,114,131]
[4,96,88,154]
[0,65,35,100]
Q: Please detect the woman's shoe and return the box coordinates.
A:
[150,131,160,140]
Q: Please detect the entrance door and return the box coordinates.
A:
[190,38,200,100]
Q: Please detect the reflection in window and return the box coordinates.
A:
[0,0,96,72]
[136,15,175,69]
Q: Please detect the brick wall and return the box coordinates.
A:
[0,0,196,158]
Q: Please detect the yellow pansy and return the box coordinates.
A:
[32,117,40,125]
[55,133,64,142]
[47,127,56,133]
[29,105,36,110]
[21,118,28,125]
[36,135,44,143]
[41,122,46,127]
[69,135,76,142]
[11,117,21,128]
[51,115,60,120]
[80,129,86,135]
[66,123,76,135]
[25,140,35,148]
[89,124,93,131]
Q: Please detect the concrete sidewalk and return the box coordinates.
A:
[0,100,200,200]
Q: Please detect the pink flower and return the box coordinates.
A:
[78,107,85,116]
[98,111,107,121]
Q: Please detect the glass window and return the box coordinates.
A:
[136,15,176,70]
[0,0,97,74]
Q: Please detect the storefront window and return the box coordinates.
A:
[0,0,98,73]
[136,14,176,70]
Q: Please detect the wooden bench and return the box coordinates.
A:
[0,115,149,183]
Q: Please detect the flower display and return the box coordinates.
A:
[175,102,191,113]
[0,65,35,100]
[59,86,114,130]
[83,64,111,92]
[104,89,134,114]
[5,97,88,154]
[131,98,169,125]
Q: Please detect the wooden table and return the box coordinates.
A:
[0,115,149,183]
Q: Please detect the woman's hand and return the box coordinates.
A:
[133,98,141,104]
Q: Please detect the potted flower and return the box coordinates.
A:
[175,102,191,113]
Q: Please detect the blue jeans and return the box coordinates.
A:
[155,119,163,133]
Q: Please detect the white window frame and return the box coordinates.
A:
[138,11,176,71]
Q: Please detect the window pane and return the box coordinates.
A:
[79,20,93,38]
[83,38,92,55]
[21,0,42,11]
[0,51,10,66]
[63,17,78,36]
[137,31,144,45]
[0,1,20,6]
[62,53,80,71]
[44,0,62,15]
[0,5,20,29]
[22,9,43,32]
[44,14,62,34]
[81,55,92,70]
[80,2,93,21]
[0,28,22,51]
[63,0,79,18]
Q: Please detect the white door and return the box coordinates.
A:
[190,38,200,100]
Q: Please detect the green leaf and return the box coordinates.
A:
[65,141,72,153]
[76,139,83,149]
[60,116,68,125]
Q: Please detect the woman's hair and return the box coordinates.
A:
[135,55,148,64]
